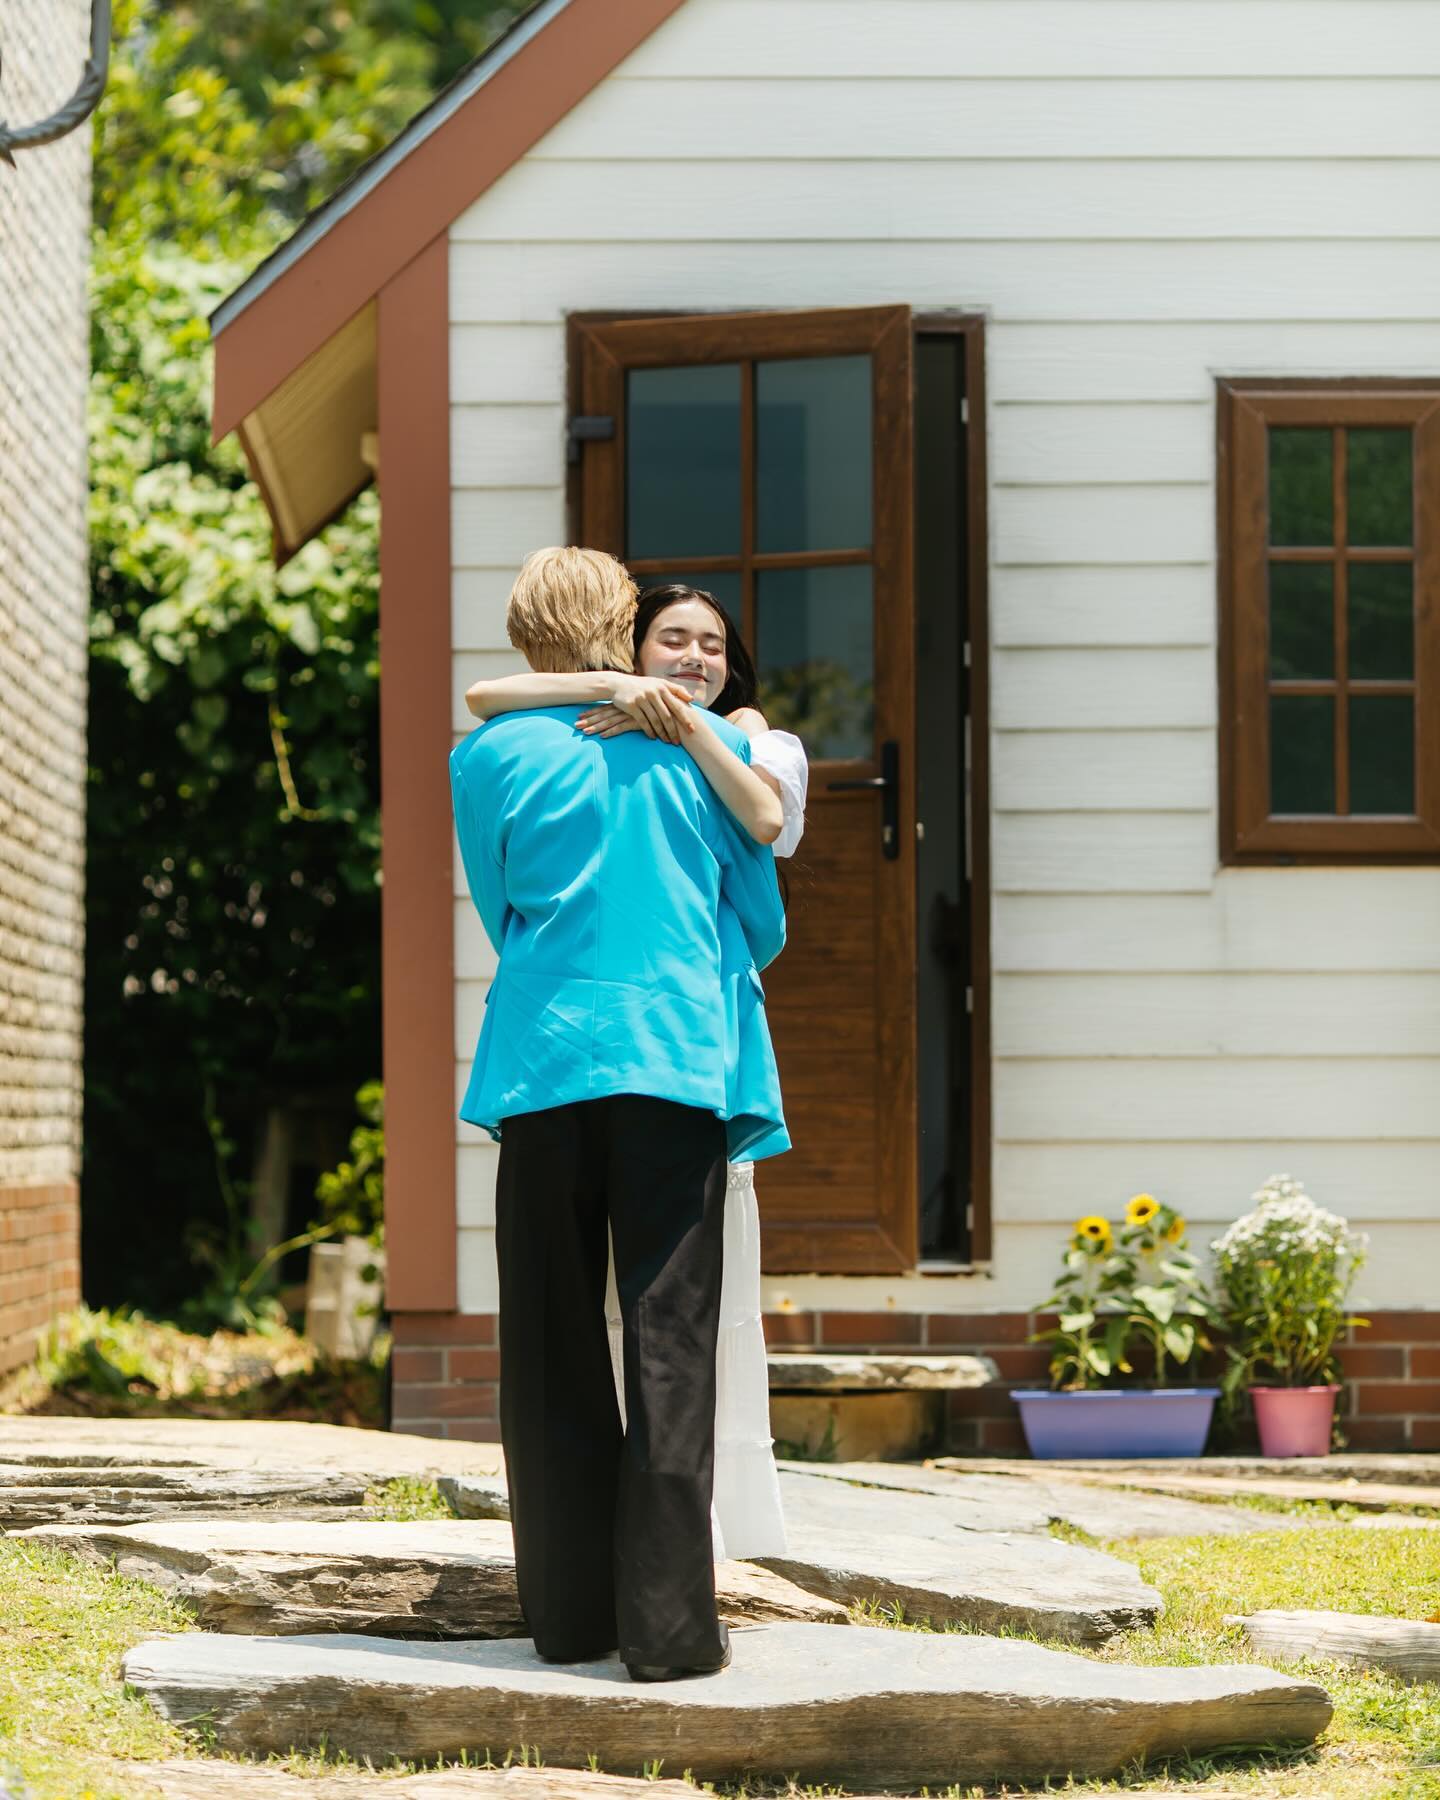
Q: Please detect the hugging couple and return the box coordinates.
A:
[450,546,808,1684]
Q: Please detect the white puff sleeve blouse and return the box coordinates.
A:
[747,729,809,860]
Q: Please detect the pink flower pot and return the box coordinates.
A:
[1250,1384,1339,1457]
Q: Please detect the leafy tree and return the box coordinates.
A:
[83,2,525,1313]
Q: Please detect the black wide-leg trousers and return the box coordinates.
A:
[495,1094,728,1668]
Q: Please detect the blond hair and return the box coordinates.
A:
[506,547,637,674]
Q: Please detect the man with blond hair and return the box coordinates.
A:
[450,546,785,1683]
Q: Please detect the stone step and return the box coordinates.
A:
[0,1468,368,1532]
[766,1352,996,1392]
[763,1471,1159,1642]
[20,1519,847,1637]
[440,1464,1159,1641]
[132,1762,709,1800]
[1232,1609,1440,1684]
[120,1620,1332,1789]
[779,1460,1303,1538]
[439,1473,509,1519]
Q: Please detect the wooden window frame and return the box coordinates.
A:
[1218,378,1440,865]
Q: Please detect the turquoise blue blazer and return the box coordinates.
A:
[450,705,789,1161]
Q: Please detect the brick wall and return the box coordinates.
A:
[389,1308,1440,1453]
[390,1312,501,1441]
[0,1,92,1370]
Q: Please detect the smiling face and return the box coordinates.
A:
[635,597,729,709]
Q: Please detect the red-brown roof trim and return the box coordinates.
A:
[211,0,690,443]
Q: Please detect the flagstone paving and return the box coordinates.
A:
[121,1620,1331,1789]
[0,1417,504,1481]
[763,1470,1160,1641]
[131,1764,712,1800]
[0,1465,370,1531]
[19,1518,847,1636]
[441,1468,1160,1641]
[777,1458,1301,1537]
[1231,1608,1440,1684]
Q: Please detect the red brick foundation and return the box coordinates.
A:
[0,1181,80,1378]
[390,1310,501,1441]
[389,1307,1440,1453]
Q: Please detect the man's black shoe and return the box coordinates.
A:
[625,1625,731,1683]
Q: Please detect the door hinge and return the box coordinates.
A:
[960,396,969,426]
[965,985,974,1014]
[566,414,615,464]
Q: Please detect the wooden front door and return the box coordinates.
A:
[573,306,918,1272]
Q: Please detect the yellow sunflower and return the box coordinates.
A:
[1165,1214,1187,1243]
[1074,1215,1112,1248]
[1126,1193,1161,1227]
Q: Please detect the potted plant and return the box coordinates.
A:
[1211,1174,1368,1457]
[1017,1195,1222,1459]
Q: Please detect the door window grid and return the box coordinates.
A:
[623,356,876,761]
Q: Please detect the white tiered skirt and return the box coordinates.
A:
[605,1159,787,1562]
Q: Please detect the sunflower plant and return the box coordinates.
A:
[1032,1195,1220,1391]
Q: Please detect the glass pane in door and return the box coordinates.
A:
[756,355,872,552]
[756,565,874,760]
[627,364,741,558]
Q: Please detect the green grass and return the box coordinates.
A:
[0,1538,190,1800]
[365,1474,455,1520]
[2,1520,1437,1798]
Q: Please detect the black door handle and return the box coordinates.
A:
[826,739,900,860]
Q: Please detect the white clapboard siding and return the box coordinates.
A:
[443,0,1440,1313]
[995,1140,1440,1225]
[455,980,487,1058]
[992,814,1216,894]
[452,405,564,489]
[996,1057,1440,1142]
[454,899,497,981]
[993,731,1213,812]
[992,567,1214,649]
[537,79,1440,161]
[995,881,1440,974]
[992,649,1216,731]
[450,325,566,405]
[764,1219,1440,1314]
[457,1144,499,1229]
[989,321,1440,403]
[449,240,1440,326]
[995,972,1440,1059]
[625,0,1440,80]
[993,404,1211,486]
[453,569,517,652]
[457,1226,500,1313]
[452,488,565,568]
[458,158,1440,245]
[452,649,527,738]
[994,486,1212,566]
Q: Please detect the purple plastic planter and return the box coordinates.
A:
[1013,1387,1220,1460]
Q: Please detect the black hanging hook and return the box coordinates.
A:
[0,0,111,169]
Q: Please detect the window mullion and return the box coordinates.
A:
[1334,426,1350,817]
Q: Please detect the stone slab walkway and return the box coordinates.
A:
[21,1518,845,1637]
[936,1459,1440,1514]
[130,1760,1253,1800]
[1232,1609,1440,1684]
[0,1418,503,1481]
[0,1465,369,1531]
[121,1620,1331,1789]
[131,1764,708,1800]
[763,1471,1159,1641]
[778,1459,1297,1538]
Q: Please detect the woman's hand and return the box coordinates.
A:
[579,675,696,745]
